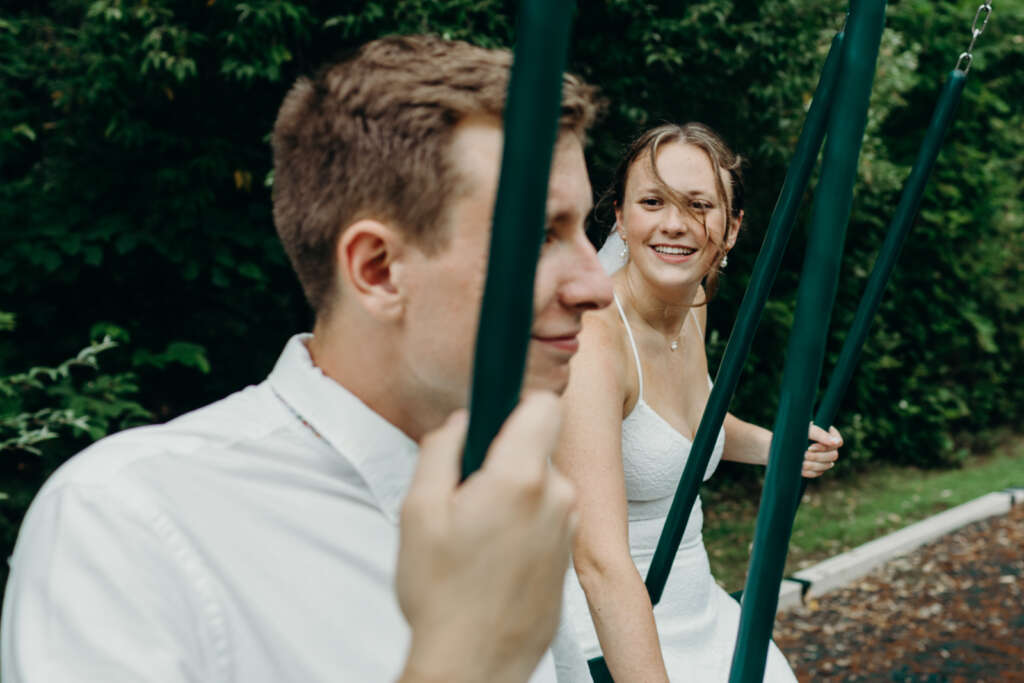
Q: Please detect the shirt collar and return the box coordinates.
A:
[267,334,418,523]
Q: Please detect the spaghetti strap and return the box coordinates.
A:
[689,308,704,340]
[612,293,644,401]
[687,309,715,389]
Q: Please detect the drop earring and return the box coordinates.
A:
[720,254,729,268]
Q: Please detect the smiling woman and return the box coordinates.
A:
[612,124,743,303]
[552,123,843,682]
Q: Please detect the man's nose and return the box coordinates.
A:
[560,237,613,312]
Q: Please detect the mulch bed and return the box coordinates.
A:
[773,502,1024,682]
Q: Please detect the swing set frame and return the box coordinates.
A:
[459,1,995,680]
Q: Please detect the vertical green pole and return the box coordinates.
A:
[812,70,967,432]
[728,2,886,682]
[792,70,967,514]
[586,657,614,683]
[641,30,846,608]
[461,1,576,480]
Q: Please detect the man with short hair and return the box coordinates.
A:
[2,35,611,682]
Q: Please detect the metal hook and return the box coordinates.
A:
[955,51,973,74]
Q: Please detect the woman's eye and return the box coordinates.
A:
[691,201,713,211]
[640,197,661,208]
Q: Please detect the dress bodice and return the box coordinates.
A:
[621,400,725,526]
[613,294,725,548]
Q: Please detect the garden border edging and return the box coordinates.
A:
[774,488,1024,612]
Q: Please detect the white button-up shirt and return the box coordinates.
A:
[2,335,584,682]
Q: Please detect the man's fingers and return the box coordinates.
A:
[409,409,469,501]
[483,391,562,479]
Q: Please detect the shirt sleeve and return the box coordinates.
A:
[1,482,229,682]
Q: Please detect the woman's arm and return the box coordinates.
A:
[554,314,670,683]
[698,303,842,476]
[722,413,843,477]
[721,413,773,465]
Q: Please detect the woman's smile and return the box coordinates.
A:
[650,243,698,263]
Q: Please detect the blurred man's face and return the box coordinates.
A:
[398,116,613,416]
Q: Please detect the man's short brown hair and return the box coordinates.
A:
[272,34,602,314]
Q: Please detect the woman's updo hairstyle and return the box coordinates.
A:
[598,122,744,302]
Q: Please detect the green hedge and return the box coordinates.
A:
[2,0,1022,570]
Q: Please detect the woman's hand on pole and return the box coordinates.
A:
[801,424,843,478]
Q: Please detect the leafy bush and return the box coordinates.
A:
[0,312,208,585]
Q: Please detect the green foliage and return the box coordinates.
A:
[1,0,1021,565]
[0,334,135,452]
[824,0,1024,468]
[0,311,204,585]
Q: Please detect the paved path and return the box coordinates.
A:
[773,503,1024,681]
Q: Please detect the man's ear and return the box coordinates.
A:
[336,219,406,320]
[725,209,743,251]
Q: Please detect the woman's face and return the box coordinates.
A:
[615,142,740,292]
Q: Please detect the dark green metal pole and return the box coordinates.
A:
[813,70,967,432]
[641,29,846,608]
[790,69,968,516]
[461,1,576,480]
[728,2,886,681]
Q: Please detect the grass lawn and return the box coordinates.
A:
[701,433,1024,593]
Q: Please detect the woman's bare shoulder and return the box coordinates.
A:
[579,306,627,364]
[568,305,635,410]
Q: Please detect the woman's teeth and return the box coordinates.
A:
[653,245,696,255]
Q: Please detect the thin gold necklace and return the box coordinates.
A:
[620,283,689,352]
[669,314,687,351]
